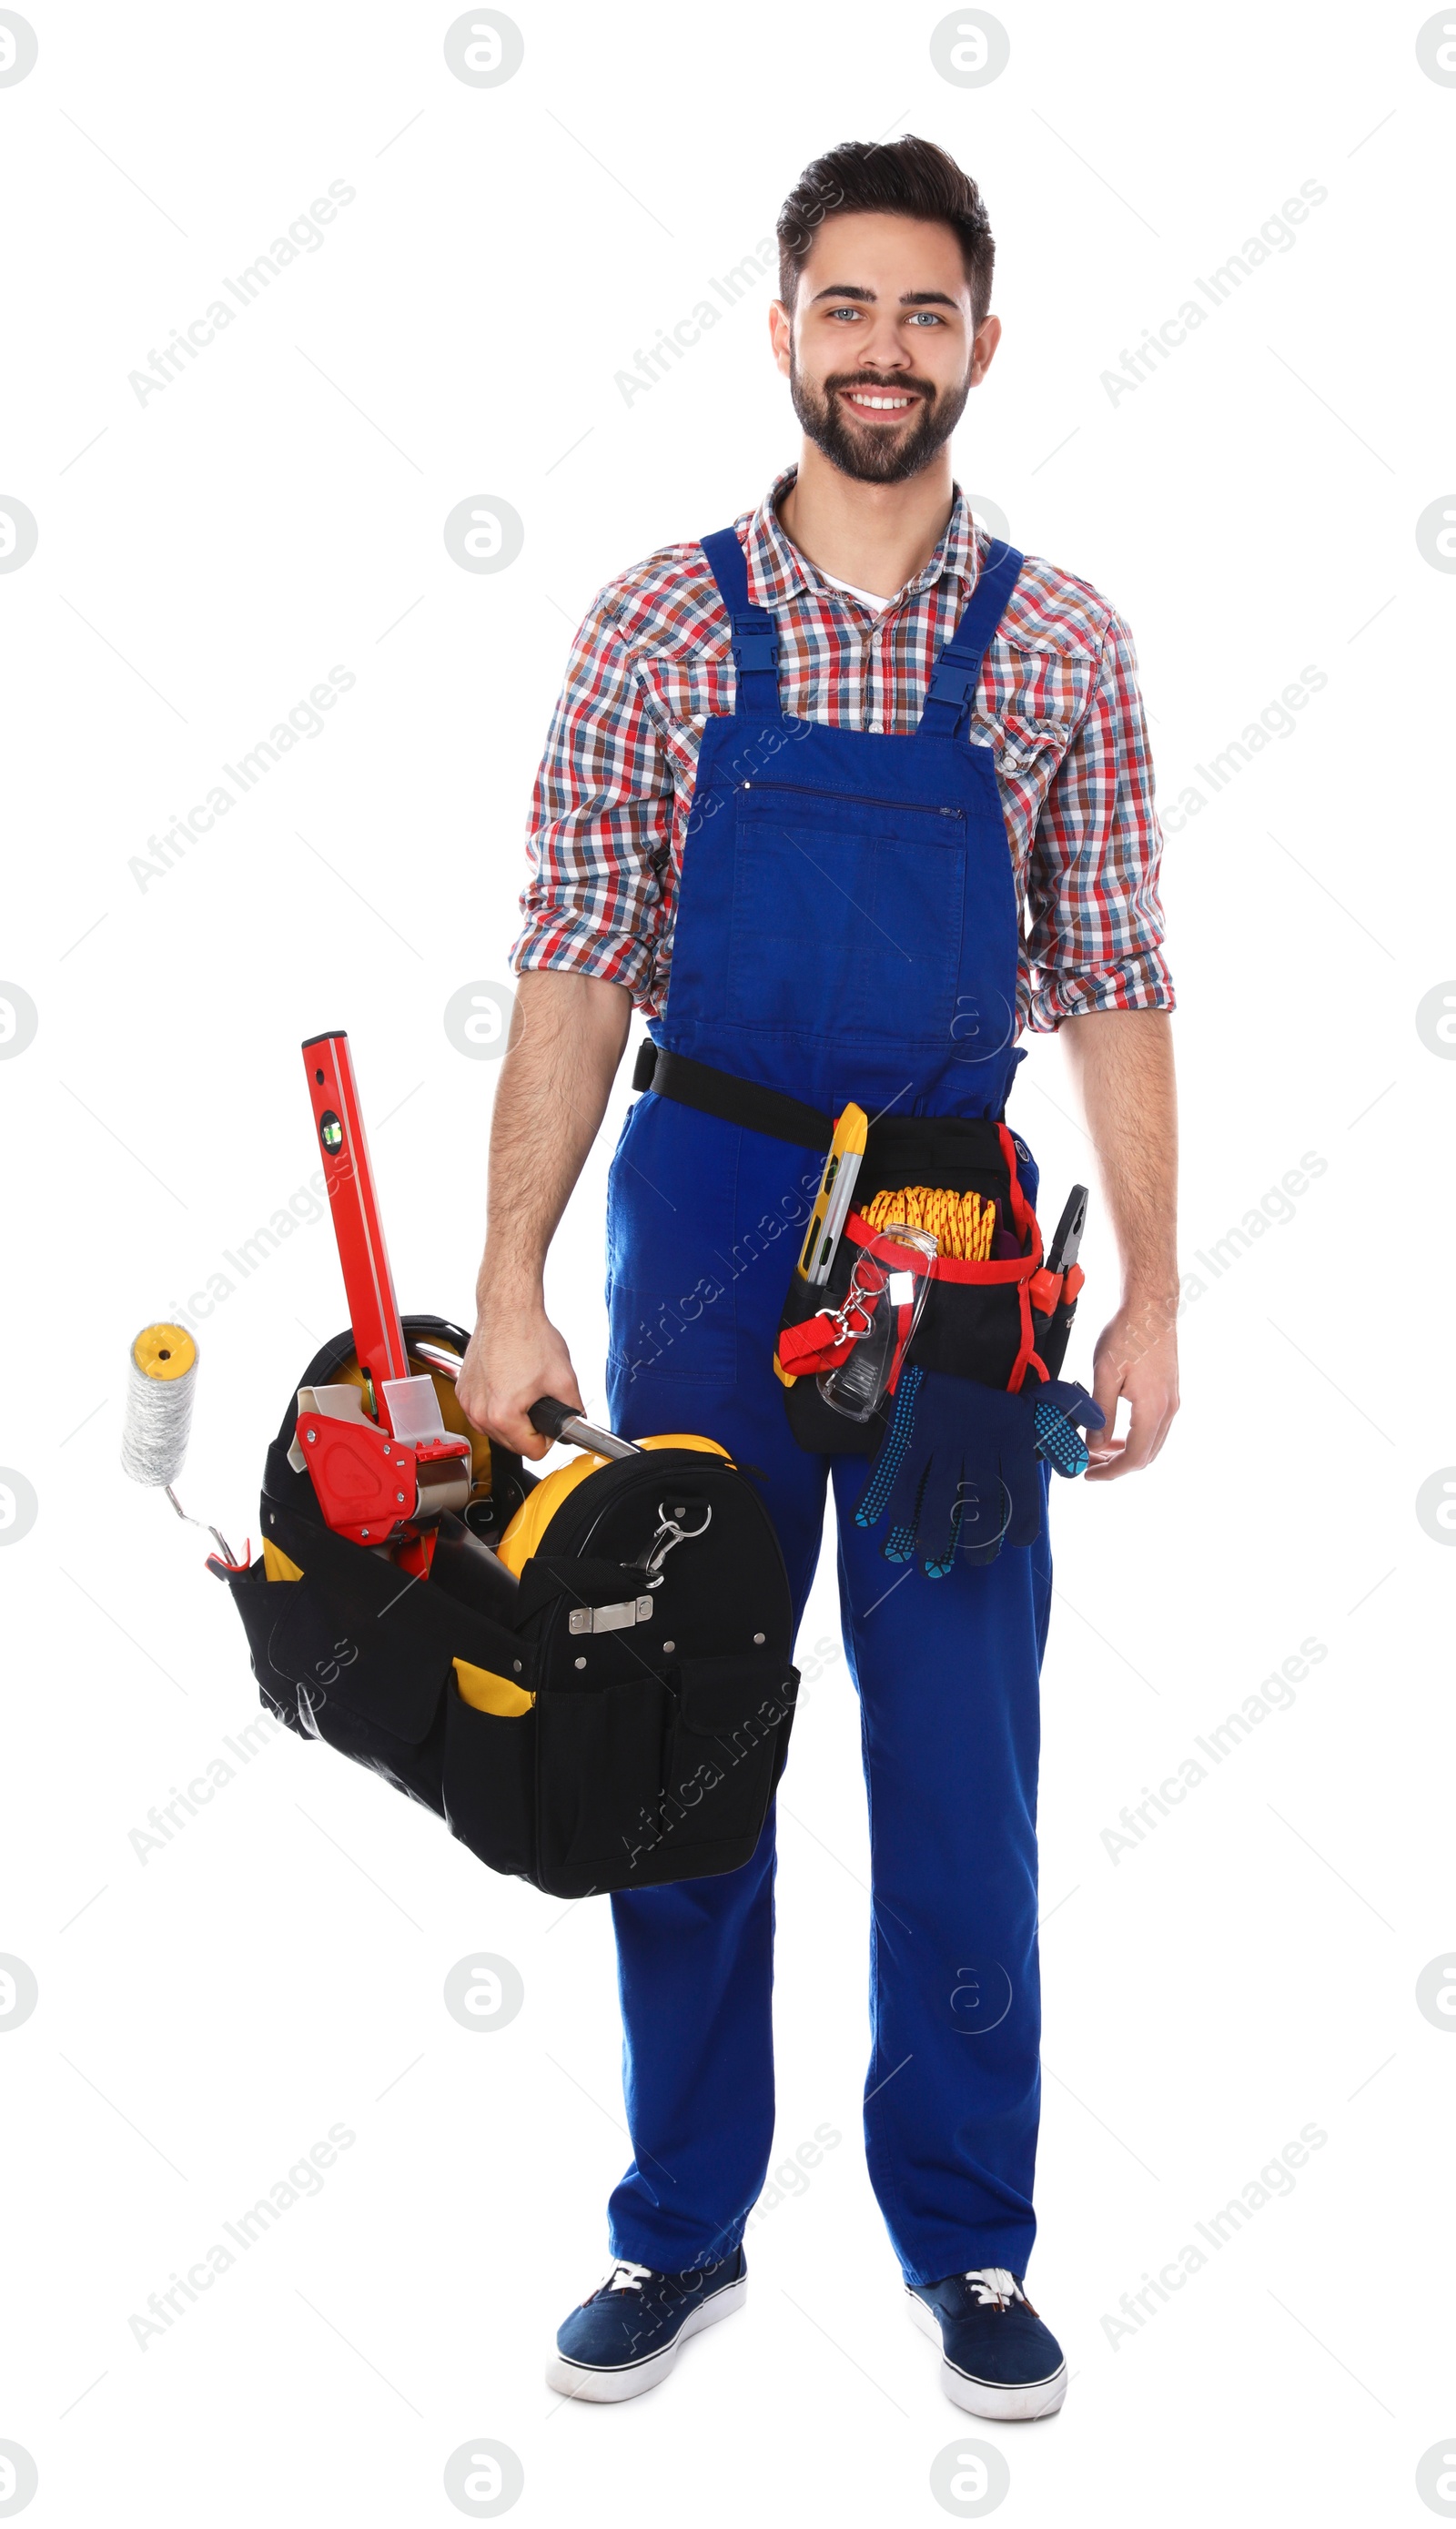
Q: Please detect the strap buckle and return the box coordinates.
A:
[731,614,780,674]
[924,659,980,710]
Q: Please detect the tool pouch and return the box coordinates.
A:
[221,1319,798,1898]
[776,1117,1083,1454]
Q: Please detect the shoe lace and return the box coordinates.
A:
[597,2258,655,2295]
[963,2267,1025,2310]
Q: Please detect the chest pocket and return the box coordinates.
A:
[724,784,967,1047]
[990,712,1073,804]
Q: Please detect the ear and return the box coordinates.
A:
[970,313,1003,385]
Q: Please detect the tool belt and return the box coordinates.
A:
[220,1316,799,1897]
[632,1044,1084,1455]
[779,1113,1080,1452]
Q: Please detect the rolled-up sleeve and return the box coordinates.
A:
[1023,607,1176,1030]
[510,592,674,1007]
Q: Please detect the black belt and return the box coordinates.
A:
[631,1041,832,1148]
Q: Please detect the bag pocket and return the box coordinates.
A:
[228,1560,310,1735]
[442,1680,538,1879]
[908,1259,1035,1386]
[534,1675,675,1897]
[662,1654,798,1847]
[226,1557,450,1815]
[262,1568,451,1745]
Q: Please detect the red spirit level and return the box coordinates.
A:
[297,1030,472,1547]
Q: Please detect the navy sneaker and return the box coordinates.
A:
[546,2247,747,2403]
[906,2266,1067,2420]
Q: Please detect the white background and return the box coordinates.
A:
[2,3,1453,2523]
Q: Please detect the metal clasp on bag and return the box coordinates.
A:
[568,1594,656,1635]
[632,1497,713,1581]
[825,1270,881,1350]
[820,1249,905,1357]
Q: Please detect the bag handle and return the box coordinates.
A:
[529,1397,642,1462]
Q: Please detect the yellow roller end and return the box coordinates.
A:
[131,1323,197,1381]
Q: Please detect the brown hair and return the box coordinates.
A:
[777,136,996,327]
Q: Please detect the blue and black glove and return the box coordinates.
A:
[853,1367,1105,1576]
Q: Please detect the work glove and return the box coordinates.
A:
[852,1367,1104,1576]
[1032,1379,1106,1478]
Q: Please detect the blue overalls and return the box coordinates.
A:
[602,525,1053,2290]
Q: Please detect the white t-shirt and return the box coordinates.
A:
[817,566,895,612]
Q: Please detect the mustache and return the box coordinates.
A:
[827,372,935,404]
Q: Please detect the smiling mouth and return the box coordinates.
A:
[840,386,923,418]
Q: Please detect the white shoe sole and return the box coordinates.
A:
[906,2288,1067,2421]
[546,2272,747,2403]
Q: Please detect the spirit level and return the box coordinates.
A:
[296,1031,472,1544]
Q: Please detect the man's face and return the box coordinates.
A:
[770,211,999,485]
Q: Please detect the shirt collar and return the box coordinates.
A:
[743,461,983,612]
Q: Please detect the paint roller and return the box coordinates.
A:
[120,1320,242,1567]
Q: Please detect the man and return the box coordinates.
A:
[456,134,1178,2419]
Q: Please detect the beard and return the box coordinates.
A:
[788,349,973,484]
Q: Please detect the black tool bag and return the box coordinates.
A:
[777,1115,1081,1453]
[221,1320,799,1898]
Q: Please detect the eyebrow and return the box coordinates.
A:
[807,283,963,309]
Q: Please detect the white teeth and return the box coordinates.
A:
[848,392,912,410]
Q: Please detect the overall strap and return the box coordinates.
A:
[701,526,782,717]
[916,538,1025,741]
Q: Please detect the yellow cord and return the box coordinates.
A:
[860,1184,997,1262]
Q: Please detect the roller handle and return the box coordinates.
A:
[529,1396,642,1460]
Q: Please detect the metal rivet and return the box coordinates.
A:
[662,1640,675,1654]
[574,1655,587,1671]
[395,1492,405,1503]
[383,1443,390,1455]
[306,1430,316,1442]
[512,1662,522,1674]
[360,1528,370,1538]
[753,1632,765,1645]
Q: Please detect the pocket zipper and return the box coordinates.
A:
[738,780,963,821]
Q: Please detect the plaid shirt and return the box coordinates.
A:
[511,465,1174,1033]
